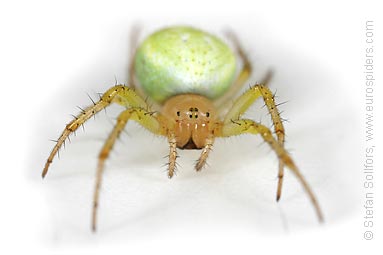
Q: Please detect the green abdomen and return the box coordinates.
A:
[134,26,237,104]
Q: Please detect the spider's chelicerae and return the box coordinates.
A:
[42,26,323,231]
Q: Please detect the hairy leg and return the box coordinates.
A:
[92,108,165,231]
[195,136,214,171]
[42,85,151,178]
[217,119,323,222]
[223,84,286,200]
[167,133,178,178]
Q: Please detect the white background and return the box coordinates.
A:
[0,0,381,254]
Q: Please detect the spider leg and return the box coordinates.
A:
[224,84,286,201]
[92,107,165,231]
[215,30,252,109]
[217,119,323,222]
[167,133,178,178]
[42,85,150,178]
[195,136,214,171]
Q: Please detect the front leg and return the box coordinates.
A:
[195,136,214,171]
[42,85,150,178]
[217,119,323,222]
[167,133,178,178]
[92,107,165,231]
[224,84,286,201]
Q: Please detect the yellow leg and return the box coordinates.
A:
[224,84,286,200]
[195,136,214,171]
[217,119,323,222]
[42,85,151,178]
[167,133,178,178]
[92,107,165,231]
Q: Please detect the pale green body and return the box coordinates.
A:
[134,27,237,103]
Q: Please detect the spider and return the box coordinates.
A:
[42,26,323,231]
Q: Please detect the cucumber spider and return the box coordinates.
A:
[42,26,323,231]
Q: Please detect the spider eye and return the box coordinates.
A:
[176,111,180,116]
[206,112,210,117]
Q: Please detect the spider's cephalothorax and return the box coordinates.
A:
[42,26,323,231]
[162,94,218,150]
